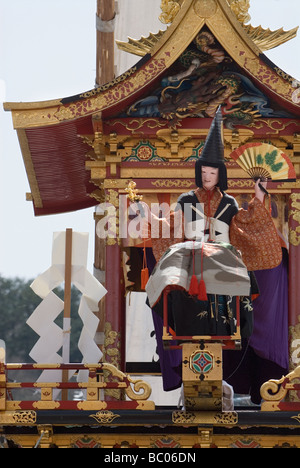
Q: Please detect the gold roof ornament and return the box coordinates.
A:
[227,0,298,51]
[227,0,251,25]
[243,24,299,52]
[116,31,165,57]
[116,0,298,56]
[159,0,182,24]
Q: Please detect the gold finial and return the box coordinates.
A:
[125,181,143,203]
[227,0,251,24]
[159,0,181,24]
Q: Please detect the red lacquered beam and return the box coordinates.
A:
[7,382,128,390]
[5,363,104,370]
[277,402,300,411]
[14,400,142,411]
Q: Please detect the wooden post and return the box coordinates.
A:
[96,0,116,86]
[62,228,73,400]
[95,1,123,399]
[102,190,125,401]
[288,190,300,401]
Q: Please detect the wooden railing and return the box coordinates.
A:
[0,342,154,411]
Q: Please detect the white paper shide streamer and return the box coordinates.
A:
[27,231,107,389]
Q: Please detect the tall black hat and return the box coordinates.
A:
[195,106,228,190]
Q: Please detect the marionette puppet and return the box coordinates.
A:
[138,108,285,398]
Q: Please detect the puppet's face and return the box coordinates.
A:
[201,166,219,191]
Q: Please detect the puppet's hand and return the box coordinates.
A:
[255,178,268,203]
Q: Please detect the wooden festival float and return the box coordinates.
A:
[2,0,300,448]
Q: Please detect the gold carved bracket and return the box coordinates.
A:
[289,193,300,246]
[261,365,300,412]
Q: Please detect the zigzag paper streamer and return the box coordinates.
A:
[27,231,107,391]
[26,291,65,392]
[77,295,103,382]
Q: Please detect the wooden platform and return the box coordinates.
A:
[1,408,300,448]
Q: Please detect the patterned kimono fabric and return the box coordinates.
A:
[167,187,251,338]
[150,187,283,393]
[223,248,289,404]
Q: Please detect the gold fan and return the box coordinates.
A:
[230,142,296,182]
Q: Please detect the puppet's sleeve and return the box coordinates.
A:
[150,209,184,262]
[229,197,282,271]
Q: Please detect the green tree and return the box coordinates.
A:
[0,275,83,363]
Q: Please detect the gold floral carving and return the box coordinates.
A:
[244,58,293,101]
[109,118,168,132]
[289,193,300,246]
[289,227,300,247]
[80,68,138,99]
[0,411,37,425]
[228,0,250,24]
[89,410,121,424]
[172,411,197,425]
[214,412,238,425]
[289,316,300,402]
[172,410,238,425]
[151,179,194,188]
[54,60,167,122]
[104,189,120,245]
[104,322,120,367]
[102,329,153,403]
[249,119,300,134]
[159,0,181,24]
[90,189,105,204]
[103,322,121,400]
[106,189,119,208]
[227,179,254,189]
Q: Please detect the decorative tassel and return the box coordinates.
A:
[141,267,149,290]
[198,278,208,301]
[141,240,149,290]
[189,274,199,296]
[189,242,199,296]
[198,243,208,301]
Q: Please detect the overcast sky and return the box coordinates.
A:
[0,0,300,280]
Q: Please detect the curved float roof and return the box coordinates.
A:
[4,0,300,215]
